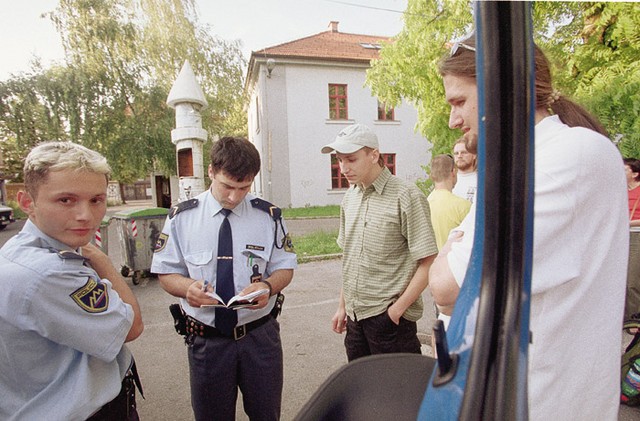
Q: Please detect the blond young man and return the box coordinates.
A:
[0,142,143,420]
[427,154,472,250]
[322,124,438,362]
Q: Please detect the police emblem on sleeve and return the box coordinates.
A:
[283,233,295,253]
[154,233,169,253]
[70,277,109,313]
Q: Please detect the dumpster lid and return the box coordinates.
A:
[112,207,169,218]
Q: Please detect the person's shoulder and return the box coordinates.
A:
[427,188,446,201]
[385,173,412,188]
[249,197,282,220]
[450,191,472,204]
[168,198,199,219]
[452,195,473,212]
[554,123,618,163]
[541,115,609,145]
[388,175,426,198]
[2,239,67,277]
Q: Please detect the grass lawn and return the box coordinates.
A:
[284,206,341,261]
[283,205,340,219]
[292,230,341,262]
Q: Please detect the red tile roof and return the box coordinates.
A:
[245,22,394,90]
[251,26,391,63]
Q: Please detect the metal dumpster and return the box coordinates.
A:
[91,216,111,253]
[112,207,169,284]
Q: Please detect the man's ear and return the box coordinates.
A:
[17,191,35,216]
[371,148,380,163]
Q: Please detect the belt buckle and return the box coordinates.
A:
[234,324,246,340]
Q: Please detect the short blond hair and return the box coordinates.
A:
[430,154,455,182]
[24,141,111,197]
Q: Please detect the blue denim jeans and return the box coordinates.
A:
[344,310,422,362]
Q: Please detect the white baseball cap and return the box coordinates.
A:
[321,124,379,154]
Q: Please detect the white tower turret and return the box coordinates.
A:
[167,60,208,202]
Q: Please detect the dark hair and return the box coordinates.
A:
[439,35,609,137]
[430,154,455,183]
[624,157,640,181]
[210,137,261,181]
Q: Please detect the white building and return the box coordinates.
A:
[245,21,431,208]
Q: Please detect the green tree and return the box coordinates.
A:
[367,0,640,159]
[538,2,640,159]
[0,133,27,183]
[0,0,247,183]
[367,0,473,157]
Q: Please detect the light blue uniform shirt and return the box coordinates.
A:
[0,221,134,421]
[151,190,297,327]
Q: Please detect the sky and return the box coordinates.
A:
[0,0,408,81]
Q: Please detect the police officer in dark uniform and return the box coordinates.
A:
[151,137,297,421]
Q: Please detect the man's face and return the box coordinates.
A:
[19,169,107,248]
[453,143,476,173]
[209,167,254,209]
[336,148,380,188]
[444,74,479,137]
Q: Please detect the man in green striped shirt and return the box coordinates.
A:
[322,124,438,361]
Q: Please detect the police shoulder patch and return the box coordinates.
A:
[154,233,169,253]
[70,277,109,313]
[250,198,281,220]
[169,198,199,219]
[282,233,295,253]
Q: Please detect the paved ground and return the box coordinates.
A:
[99,205,436,420]
[285,217,340,237]
[125,259,354,420]
[2,203,639,420]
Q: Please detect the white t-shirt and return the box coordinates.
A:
[452,171,478,203]
[446,115,628,421]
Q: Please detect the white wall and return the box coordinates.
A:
[248,60,432,209]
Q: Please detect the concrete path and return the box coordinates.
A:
[2,201,638,420]
[286,217,339,237]
[100,203,436,420]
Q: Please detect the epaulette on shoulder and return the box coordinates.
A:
[48,248,88,263]
[250,198,281,220]
[169,198,199,219]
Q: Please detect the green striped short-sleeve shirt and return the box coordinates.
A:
[338,167,438,322]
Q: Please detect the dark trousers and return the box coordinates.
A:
[188,317,283,421]
[345,311,422,362]
[86,369,140,421]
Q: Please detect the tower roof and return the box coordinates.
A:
[167,60,208,109]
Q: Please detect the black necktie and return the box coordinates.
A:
[215,208,237,335]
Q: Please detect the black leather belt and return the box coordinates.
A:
[186,314,271,340]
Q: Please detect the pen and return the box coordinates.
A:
[198,267,208,292]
